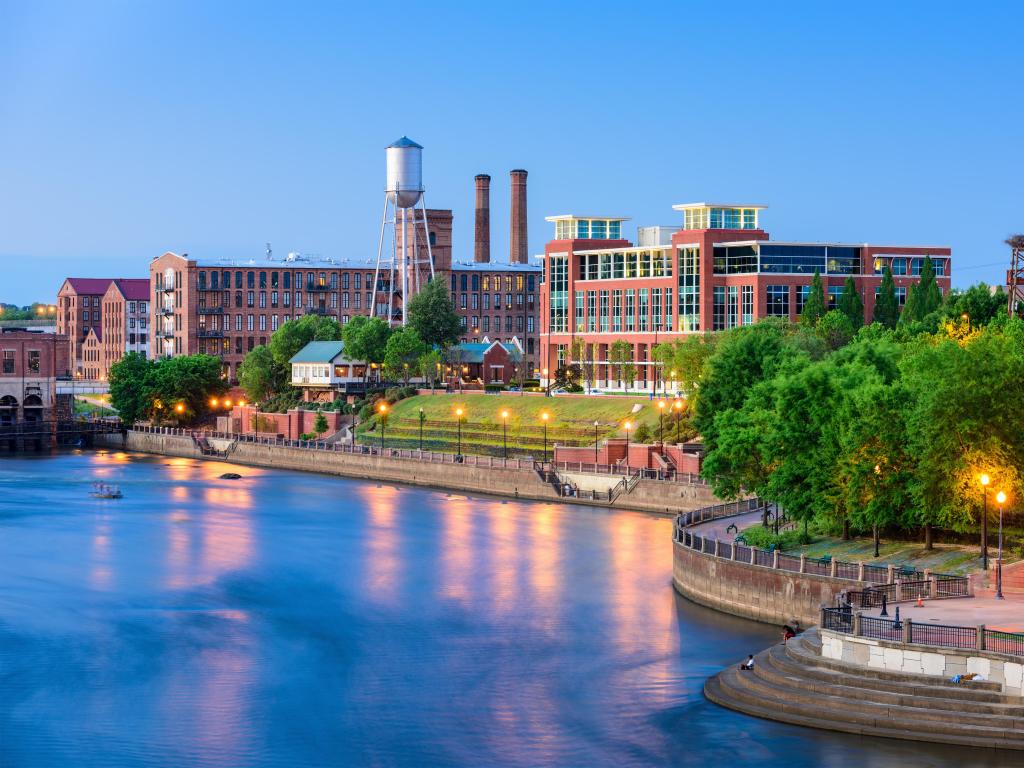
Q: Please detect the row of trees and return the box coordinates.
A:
[694,283,1022,547]
[109,353,229,424]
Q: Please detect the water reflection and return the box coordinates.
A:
[0,453,1015,768]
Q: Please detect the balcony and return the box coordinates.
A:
[306,283,330,292]
[197,306,224,315]
[160,307,174,316]
[161,330,174,339]
[197,329,224,338]
[161,284,174,293]
[305,307,331,316]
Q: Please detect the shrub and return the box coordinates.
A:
[484,383,505,392]
[738,524,806,551]
[633,423,653,443]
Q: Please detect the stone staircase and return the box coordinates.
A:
[705,628,1024,750]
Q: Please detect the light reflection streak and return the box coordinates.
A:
[440,495,474,603]
[363,484,401,603]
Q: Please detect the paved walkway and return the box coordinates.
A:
[689,509,764,539]
[864,591,1024,632]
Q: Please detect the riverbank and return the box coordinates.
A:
[94,430,720,516]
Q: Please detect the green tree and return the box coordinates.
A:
[651,341,675,393]
[341,316,392,382]
[238,344,285,403]
[873,267,900,329]
[108,352,157,425]
[800,270,826,327]
[383,327,426,384]
[816,310,855,350]
[944,283,1006,328]
[570,337,596,392]
[837,275,864,328]
[417,348,443,390]
[671,334,714,395]
[269,314,343,368]
[313,411,329,437]
[608,340,634,389]
[150,355,228,424]
[406,278,461,348]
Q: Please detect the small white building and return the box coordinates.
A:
[289,340,370,402]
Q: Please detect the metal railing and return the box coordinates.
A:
[822,607,1024,657]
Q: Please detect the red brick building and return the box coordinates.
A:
[57,276,151,379]
[0,328,70,424]
[538,204,951,390]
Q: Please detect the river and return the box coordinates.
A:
[0,451,1013,767]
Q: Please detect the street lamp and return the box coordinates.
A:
[594,420,600,465]
[981,473,990,570]
[455,407,464,457]
[623,420,632,472]
[377,402,388,451]
[540,411,550,464]
[542,367,549,397]
[997,490,1007,600]
[657,400,666,443]
[418,407,425,451]
[501,409,509,460]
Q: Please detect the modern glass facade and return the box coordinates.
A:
[577,249,672,280]
[548,255,568,333]
[682,207,760,231]
[553,218,624,241]
[677,246,700,332]
[766,285,789,317]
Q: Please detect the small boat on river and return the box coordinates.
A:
[90,482,123,499]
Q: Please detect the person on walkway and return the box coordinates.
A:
[781,624,796,644]
[738,655,755,671]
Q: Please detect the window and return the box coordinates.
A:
[247,314,254,331]
[638,289,649,332]
[259,315,266,331]
[625,290,635,332]
[933,259,946,276]
[891,258,907,276]
[586,291,596,332]
[247,272,255,289]
[612,289,623,332]
[574,291,584,332]
[910,258,923,276]
[796,285,811,316]
[2,350,13,374]
[713,287,726,331]
[895,286,907,306]
[828,286,843,310]
[599,289,609,332]
[341,273,349,290]
[28,350,40,373]
[766,286,790,317]
[727,286,738,329]
[678,246,700,332]
[741,285,753,325]
[547,255,568,333]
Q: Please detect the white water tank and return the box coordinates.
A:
[386,136,424,209]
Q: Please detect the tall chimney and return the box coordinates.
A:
[510,169,528,264]
[474,174,490,263]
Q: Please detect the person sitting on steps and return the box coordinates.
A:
[738,654,755,671]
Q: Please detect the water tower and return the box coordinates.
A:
[372,136,435,326]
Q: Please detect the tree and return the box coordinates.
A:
[816,310,855,350]
[269,314,343,368]
[608,340,633,389]
[651,342,675,393]
[341,316,392,383]
[671,335,714,395]
[382,327,426,384]
[837,276,864,328]
[406,278,461,348]
[873,266,900,329]
[238,344,285,403]
[570,337,595,392]
[150,355,229,424]
[916,256,943,319]
[417,348,443,391]
[800,270,826,327]
[554,364,582,391]
[313,411,329,437]
[108,352,156,425]
[944,283,1006,329]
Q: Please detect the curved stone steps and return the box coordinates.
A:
[788,633,1009,700]
[747,648,1024,733]
[766,643,1024,717]
[705,670,1024,751]
[705,631,1024,750]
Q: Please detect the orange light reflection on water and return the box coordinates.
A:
[440,495,474,603]
[362,484,401,603]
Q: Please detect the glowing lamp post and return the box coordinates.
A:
[418,407,426,451]
[594,420,600,465]
[673,398,683,443]
[981,473,990,570]
[377,402,388,451]
[455,407,465,457]
[657,400,666,443]
[540,411,550,465]
[500,409,510,460]
[997,490,1008,600]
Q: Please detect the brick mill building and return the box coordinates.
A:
[149,171,541,381]
[56,277,150,379]
[538,203,951,389]
[0,328,71,425]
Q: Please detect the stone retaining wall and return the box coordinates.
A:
[672,538,856,627]
[820,629,1024,696]
[95,431,719,515]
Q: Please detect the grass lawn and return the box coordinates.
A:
[355,392,680,456]
[74,396,117,418]
[741,522,997,575]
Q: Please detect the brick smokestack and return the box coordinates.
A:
[474,174,491,263]
[510,169,528,264]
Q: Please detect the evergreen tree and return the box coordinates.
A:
[873,267,900,329]
[917,256,942,317]
[837,276,864,328]
[800,270,826,327]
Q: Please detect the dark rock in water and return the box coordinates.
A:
[220,472,242,480]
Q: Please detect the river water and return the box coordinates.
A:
[0,452,1014,767]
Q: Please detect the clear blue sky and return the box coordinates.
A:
[1,1,1021,304]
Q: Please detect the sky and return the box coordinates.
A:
[1,1,1022,304]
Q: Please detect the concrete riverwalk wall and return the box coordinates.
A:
[671,539,855,627]
[95,431,720,515]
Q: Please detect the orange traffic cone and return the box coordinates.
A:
[917,595,924,607]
